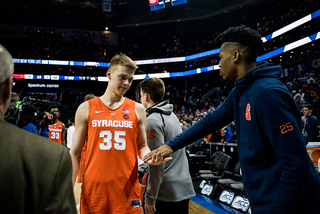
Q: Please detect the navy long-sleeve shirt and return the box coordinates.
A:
[305,114,318,142]
[166,62,320,214]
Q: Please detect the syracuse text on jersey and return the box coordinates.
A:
[49,128,62,132]
[92,119,133,128]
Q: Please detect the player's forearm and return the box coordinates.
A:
[138,146,151,160]
[70,151,80,186]
[145,164,165,204]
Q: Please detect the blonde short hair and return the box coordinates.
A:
[109,53,138,72]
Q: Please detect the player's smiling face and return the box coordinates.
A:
[107,65,134,96]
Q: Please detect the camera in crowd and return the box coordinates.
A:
[5,97,56,127]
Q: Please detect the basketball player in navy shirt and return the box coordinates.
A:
[144,25,320,214]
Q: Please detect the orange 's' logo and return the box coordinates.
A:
[245,103,251,121]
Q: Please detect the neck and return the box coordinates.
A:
[235,62,257,82]
[102,89,124,103]
[100,91,125,109]
[146,101,156,109]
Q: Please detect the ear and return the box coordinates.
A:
[143,92,151,103]
[3,77,12,103]
[106,70,111,79]
[143,92,148,101]
[233,50,240,62]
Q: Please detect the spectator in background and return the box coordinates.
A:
[21,108,53,138]
[294,89,305,103]
[295,94,303,112]
[191,118,197,125]
[182,117,191,131]
[13,100,53,139]
[67,117,75,150]
[302,104,318,142]
[48,105,66,146]
[230,121,237,142]
[222,123,233,144]
[311,91,320,120]
[304,89,312,104]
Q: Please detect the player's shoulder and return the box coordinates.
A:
[134,102,146,121]
[77,100,89,112]
[60,121,66,128]
[254,77,285,91]
[135,102,145,111]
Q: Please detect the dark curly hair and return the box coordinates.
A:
[47,105,59,112]
[220,25,263,62]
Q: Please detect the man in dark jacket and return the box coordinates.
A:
[0,44,77,214]
[144,26,320,213]
[302,104,318,142]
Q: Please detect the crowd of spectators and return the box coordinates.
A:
[118,0,319,71]
[1,0,319,76]
[6,0,320,144]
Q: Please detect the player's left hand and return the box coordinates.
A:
[144,203,156,214]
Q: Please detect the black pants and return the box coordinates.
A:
[155,199,189,214]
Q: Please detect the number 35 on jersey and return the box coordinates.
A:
[99,130,126,150]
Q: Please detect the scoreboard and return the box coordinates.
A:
[149,0,187,12]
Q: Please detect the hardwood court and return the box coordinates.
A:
[73,181,215,214]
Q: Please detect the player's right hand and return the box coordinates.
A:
[143,144,173,165]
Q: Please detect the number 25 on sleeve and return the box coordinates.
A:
[279,122,293,134]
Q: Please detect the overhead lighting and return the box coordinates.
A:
[105,27,108,30]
